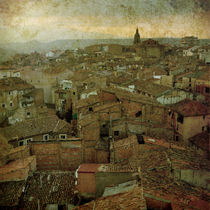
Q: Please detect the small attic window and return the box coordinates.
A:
[26,138,32,144]
[43,134,49,141]
[89,107,93,112]
[59,134,67,139]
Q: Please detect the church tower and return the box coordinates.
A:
[133,28,141,45]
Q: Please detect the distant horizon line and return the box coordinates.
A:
[1,37,210,44]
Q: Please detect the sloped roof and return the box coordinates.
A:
[78,163,136,173]
[133,80,170,97]
[0,77,34,92]
[76,95,101,109]
[140,39,163,47]
[0,181,26,207]
[74,186,146,210]
[189,131,209,152]
[170,99,209,116]
[0,115,71,141]
[101,87,161,106]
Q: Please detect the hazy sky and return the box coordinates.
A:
[0,0,209,43]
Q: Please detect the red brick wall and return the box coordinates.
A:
[31,141,82,170]
[122,100,143,118]
[84,148,96,163]
[36,155,59,170]
[111,135,139,162]
[60,141,83,170]
[96,150,109,163]
[82,122,100,141]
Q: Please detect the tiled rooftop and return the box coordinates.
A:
[170,99,209,116]
[19,171,76,209]
[0,77,34,92]
[0,115,71,141]
[0,181,26,207]
[74,186,146,210]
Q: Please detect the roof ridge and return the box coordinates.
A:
[53,120,60,132]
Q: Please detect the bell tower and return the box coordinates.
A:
[133,28,141,45]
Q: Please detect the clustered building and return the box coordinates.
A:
[0,29,209,209]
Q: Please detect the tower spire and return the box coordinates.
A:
[134,27,141,45]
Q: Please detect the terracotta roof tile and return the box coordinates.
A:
[0,115,71,141]
[0,77,34,92]
[171,99,209,116]
[0,181,26,206]
[189,131,210,152]
[75,186,146,210]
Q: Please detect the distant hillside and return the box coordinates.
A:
[0,38,209,62]
[0,39,133,54]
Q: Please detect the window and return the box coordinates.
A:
[205,87,210,93]
[73,92,76,95]
[58,205,65,210]
[114,131,119,136]
[26,138,32,144]
[2,104,5,108]
[59,134,67,139]
[10,102,13,107]
[43,134,49,141]
[89,107,93,112]
[27,112,30,117]
[135,111,142,117]
[202,126,205,131]
[19,140,25,146]
[177,114,184,124]
[136,134,145,144]
[175,136,179,141]
[8,91,12,95]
